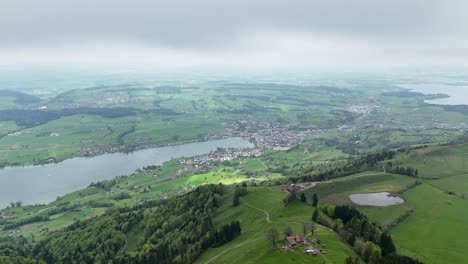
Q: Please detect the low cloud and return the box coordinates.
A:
[1,0,467,68]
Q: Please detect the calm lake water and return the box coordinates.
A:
[349,192,404,206]
[396,83,468,105]
[0,137,253,209]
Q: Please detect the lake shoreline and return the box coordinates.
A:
[0,134,250,169]
[0,137,253,209]
[396,83,468,106]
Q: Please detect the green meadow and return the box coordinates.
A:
[195,186,359,264]
[298,140,468,263]
[391,184,468,264]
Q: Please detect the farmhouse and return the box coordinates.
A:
[286,236,298,247]
[295,234,304,243]
[286,235,305,247]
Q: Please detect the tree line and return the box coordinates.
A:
[0,184,241,264]
[313,204,422,264]
[289,150,397,183]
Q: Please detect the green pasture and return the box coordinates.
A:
[195,186,359,264]
[391,184,468,264]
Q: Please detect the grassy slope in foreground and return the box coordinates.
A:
[392,184,468,264]
[306,171,468,263]
[388,140,468,263]
[302,140,468,264]
[195,186,358,264]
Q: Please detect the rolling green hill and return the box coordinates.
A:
[2,135,468,263]
[196,186,359,264]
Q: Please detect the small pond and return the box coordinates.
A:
[349,192,404,206]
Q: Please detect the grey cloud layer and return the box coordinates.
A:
[1,0,467,49]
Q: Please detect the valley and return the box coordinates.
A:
[1,76,468,264]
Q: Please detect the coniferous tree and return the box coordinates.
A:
[300,193,307,203]
[312,209,319,221]
[302,222,308,235]
[312,193,319,207]
[233,195,240,207]
[380,232,396,256]
[267,228,279,245]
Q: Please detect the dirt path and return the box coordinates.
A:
[203,233,264,264]
[242,200,271,222]
[241,198,332,231]
[203,196,336,264]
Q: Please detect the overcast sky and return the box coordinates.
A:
[1,0,467,69]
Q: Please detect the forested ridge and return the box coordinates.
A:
[289,149,419,183]
[1,184,240,264]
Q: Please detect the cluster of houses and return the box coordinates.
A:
[176,147,263,177]
[224,119,320,150]
[285,234,327,257]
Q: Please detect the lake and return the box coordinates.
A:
[349,192,404,206]
[396,83,468,105]
[0,137,253,209]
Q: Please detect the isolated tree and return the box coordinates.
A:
[233,195,240,207]
[302,222,308,235]
[267,228,279,245]
[312,209,319,221]
[310,223,316,235]
[283,192,296,207]
[300,193,307,203]
[284,226,293,237]
[312,193,319,207]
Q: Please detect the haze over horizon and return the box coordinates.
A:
[1,0,468,69]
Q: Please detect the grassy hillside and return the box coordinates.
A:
[386,140,468,263]
[392,184,468,264]
[2,131,468,263]
[304,173,415,228]
[196,186,359,264]
[298,140,468,263]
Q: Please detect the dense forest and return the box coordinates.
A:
[1,184,240,264]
